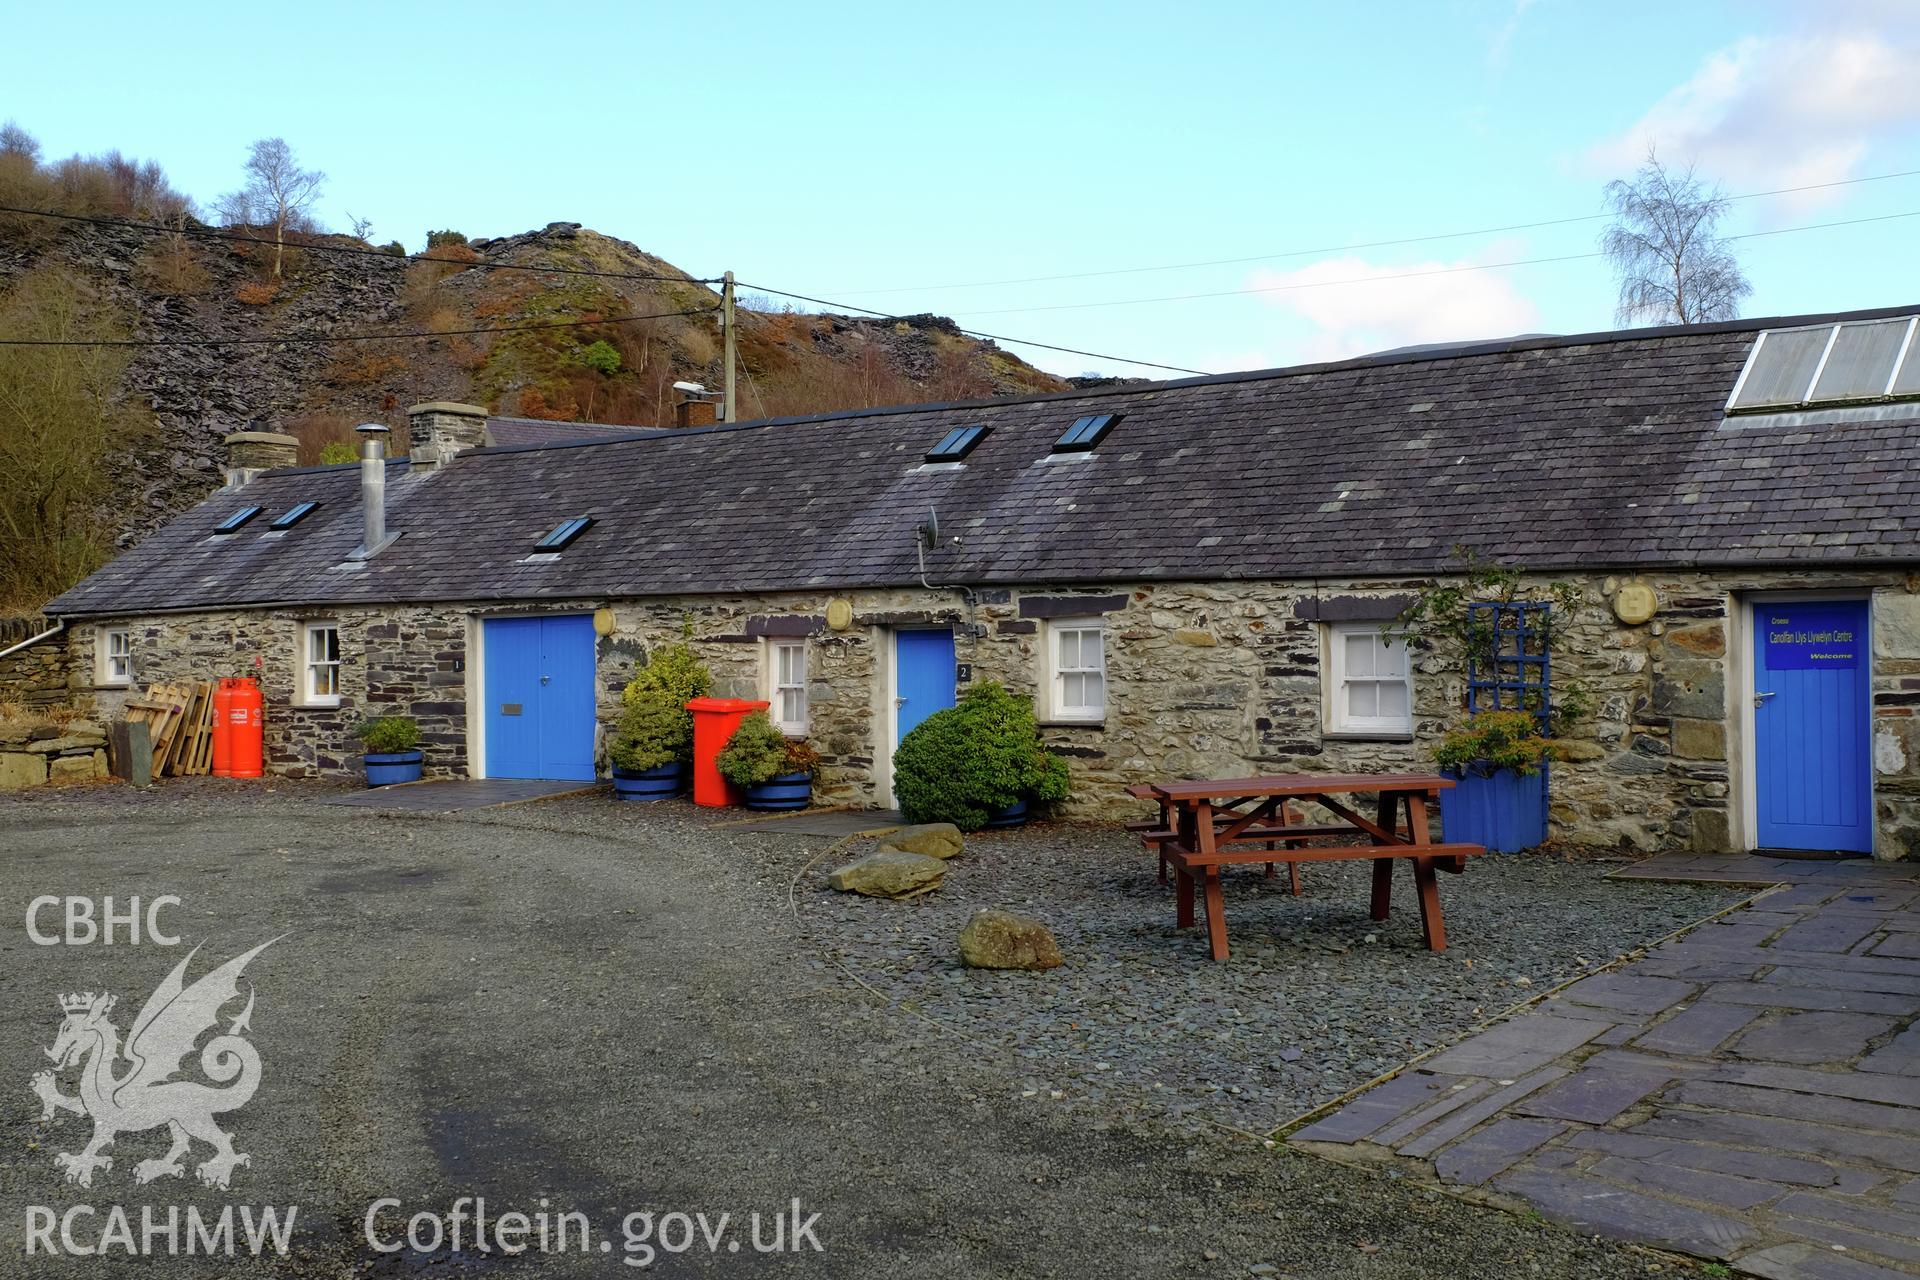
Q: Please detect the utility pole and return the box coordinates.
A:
[721,270,737,424]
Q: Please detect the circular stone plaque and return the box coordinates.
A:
[1612,583,1657,626]
[825,598,855,631]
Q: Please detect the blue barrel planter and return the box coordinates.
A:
[983,798,1029,829]
[1438,764,1548,854]
[745,770,812,811]
[612,762,684,802]
[363,750,424,788]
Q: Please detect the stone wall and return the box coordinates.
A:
[0,716,110,790]
[55,565,1920,858]
[0,615,77,709]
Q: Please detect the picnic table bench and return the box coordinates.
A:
[1136,773,1487,960]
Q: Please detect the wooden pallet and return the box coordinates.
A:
[124,681,217,778]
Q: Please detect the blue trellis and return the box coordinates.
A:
[1464,600,1553,833]
[1464,600,1553,727]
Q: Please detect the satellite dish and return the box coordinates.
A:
[917,506,941,549]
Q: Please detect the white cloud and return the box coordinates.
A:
[1486,0,1539,71]
[1231,250,1544,367]
[1588,25,1920,212]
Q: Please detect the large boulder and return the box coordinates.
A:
[828,851,946,899]
[958,909,1063,971]
[878,822,964,860]
[0,751,47,790]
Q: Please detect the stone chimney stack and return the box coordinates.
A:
[406,401,489,467]
[222,429,300,487]
[674,397,718,429]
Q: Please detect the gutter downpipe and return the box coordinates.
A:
[0,619,65,662]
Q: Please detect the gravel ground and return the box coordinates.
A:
[785,819,1751,1133]
[0,782,1704,1278]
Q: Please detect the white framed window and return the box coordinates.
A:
[768,639,808,734]
[1326,623,1412,736]
[96,626,132,687]
[1046,619,1106,723]
[301,622,341,707]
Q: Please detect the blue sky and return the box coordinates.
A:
[6,0,1917,378]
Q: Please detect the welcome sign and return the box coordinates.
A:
[1764,606,1861,670]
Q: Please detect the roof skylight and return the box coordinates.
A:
[534,516,594,551]
[925,425,989,463]
[269,501,318,530]
[1729,316,1919,412]
[1052,413,1123,453]
[214,506,262,534]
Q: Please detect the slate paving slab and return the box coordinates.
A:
[1493,1166,1760,1259]
[1514,1064,1675,1125]
[1287,851,1920,1274]
[1432,1116,1567,1185]
[1734,1010,1901,1064]
[1631,1001,1763,1055]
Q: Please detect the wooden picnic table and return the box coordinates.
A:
[1139,773,1486,961]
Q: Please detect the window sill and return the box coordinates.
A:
[1039,718,1105,730]
[294,699,343,711]
[1322,730,1414,743]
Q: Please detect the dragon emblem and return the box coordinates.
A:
[30,940,276,1190]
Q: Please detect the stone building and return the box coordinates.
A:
[17,304,1920,858]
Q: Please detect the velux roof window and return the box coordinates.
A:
[924,424,989,463]
[535,516,594,551]
[1729,316,1919,412]
[269,501,319,530]
[213,506,262,534]
[1052,413,1122,453]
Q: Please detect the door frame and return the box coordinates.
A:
[877,624,955,808]
[1737,589,1873,853]
[470,610,597,782]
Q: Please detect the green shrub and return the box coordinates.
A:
[378,241,407,257]
[892,681,1071,830]
[425,229,468,248]
[576,339,621,376]
[716,711,812,787]
[613,644,711,766]
[318,441,357,465]
[1433,709,1559,777]
[608,694,684,772]
[355,715,420,754]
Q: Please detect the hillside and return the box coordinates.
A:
[0,215,1069,554]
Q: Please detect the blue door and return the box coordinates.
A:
[894,629,956,747]
[484,615,598,781]
[1753,599,1872,853]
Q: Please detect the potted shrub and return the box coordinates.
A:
[1432,709,1560,853]
[717,711,820,810]
[608,643,711,801]
[357,715,423,787]
[892,681,1071,831]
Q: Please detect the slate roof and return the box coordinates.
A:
[484,416,659,449]
[48,304,1920,618]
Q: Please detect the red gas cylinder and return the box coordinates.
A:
[225,677,265,779]
[211,679,238,777]
[686,696,770,807]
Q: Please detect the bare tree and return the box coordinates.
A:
[217,138,325,279]
[1601,149,1751,326]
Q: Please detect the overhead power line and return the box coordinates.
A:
[831,166,1920,296]
[939,208,1920,318]
[0,203,719,288]
[0,306,718,348]
[732,282,1211,375]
